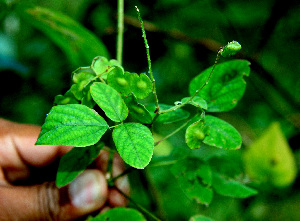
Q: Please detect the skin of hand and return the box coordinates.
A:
[0,118,130,220]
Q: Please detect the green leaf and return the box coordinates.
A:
[147,103,190,123]
[113,123,154,169]
[90,82,128,122]
[181,97,208,110]
[107,68,132,95]
[72,67,96,83]
[171,158,213,205]
[243,122,297,187]
[54,90,78,105]
[87,207,146,221]
[56,143,104,188]
[130,73,153,99]
[71,71,95,100]
[70,70,96,107]
[189,60,250,112]
[91,56,122,80]
[185,120,209,149]
[211,172,257,198]
[16,4,109,66]
[35,104,108,146]
[189,215,215,221]
[124,94,153,124]
[203,115,242,149]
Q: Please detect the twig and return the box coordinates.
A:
[135,6,160,114]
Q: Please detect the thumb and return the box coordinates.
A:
[0,169,108,221]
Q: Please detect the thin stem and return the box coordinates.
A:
[154,119,191,146]
[159,51,221,115]
[117,0,124,65]
[115,186,162,221]
[135,6,159,113]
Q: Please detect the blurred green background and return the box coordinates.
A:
[0,0,299,220]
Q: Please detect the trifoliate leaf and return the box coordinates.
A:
[90,82,128,122]
[35,104,108,146]
[113,123,154,169]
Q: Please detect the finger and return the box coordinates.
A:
[0,118,72,182]
[94,151,130,207]
[0,169,108,221]
[107,167,130,207]
[95,151,125,177]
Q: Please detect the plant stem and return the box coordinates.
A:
[135,6,159,113]
[159,51,221,115]
[115,186,162,221]
[117,0,124,65]
[154,119,191,146]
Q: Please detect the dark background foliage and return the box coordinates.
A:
[1,0,299,220]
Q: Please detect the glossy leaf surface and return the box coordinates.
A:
[36,104,108,146]
[203,115,242,149]
[113,123,154,169]
[90,82,128,122]
[189,60,250,112]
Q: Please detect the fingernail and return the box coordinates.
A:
[69,170,107,211]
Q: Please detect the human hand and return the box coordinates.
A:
[0,118,130,220]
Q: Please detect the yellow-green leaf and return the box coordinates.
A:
[243,122,297,187]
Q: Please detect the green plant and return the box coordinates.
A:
[31,3,257,219]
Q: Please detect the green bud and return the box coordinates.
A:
[220,41,241,57]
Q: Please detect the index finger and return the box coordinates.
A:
[0,118,72,183]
